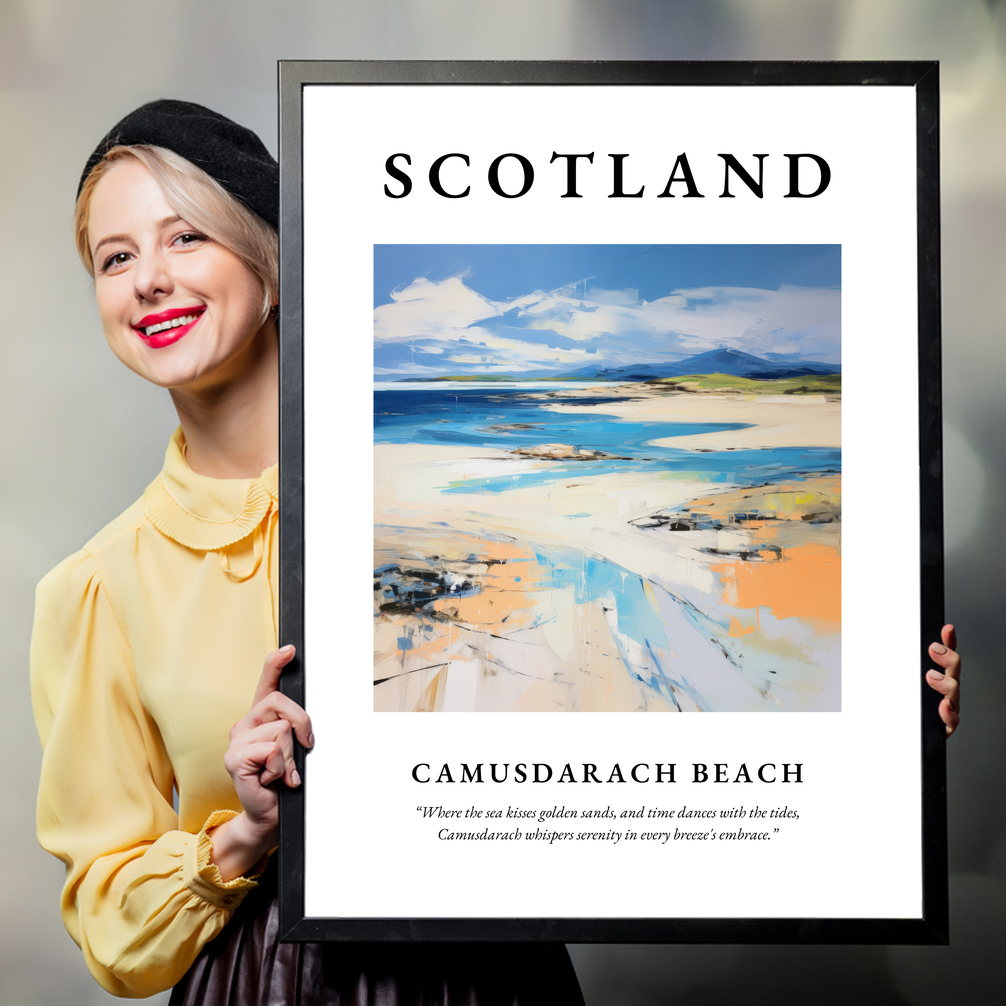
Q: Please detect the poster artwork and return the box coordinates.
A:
[288,65,943,940]
[373,244,841,713]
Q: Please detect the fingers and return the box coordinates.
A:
[252,740,288,788]
[926,667,959,705]
[926,625,961,738]
[928,628,961,682]
[252,644,297,706]
[227,720,301,788]
[940,698,960,737]
[941,623,957,653]
[926,665,960,737]
[927,687,960,736]
[233,689,314,750]
[243,644,314,750]
[225,739,289,788]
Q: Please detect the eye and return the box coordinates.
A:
[100,251,132,274]
[172,230,208,249]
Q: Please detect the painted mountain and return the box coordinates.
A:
[396,348,842,383]
[558,348,842,382]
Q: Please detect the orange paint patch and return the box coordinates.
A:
[486,541,532,561]
[728,616,756,637]
[434,587,535,627]
[428,541,548,628]
[712,544,841,628]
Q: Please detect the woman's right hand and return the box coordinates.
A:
[209,645,314,881]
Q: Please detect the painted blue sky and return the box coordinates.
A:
[374,245,841,378]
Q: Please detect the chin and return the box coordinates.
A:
[122,353,218,391]
[154,369,208,391]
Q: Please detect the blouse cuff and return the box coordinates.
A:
[183,810,269,909]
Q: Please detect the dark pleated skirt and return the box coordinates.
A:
[169,869,585,1006]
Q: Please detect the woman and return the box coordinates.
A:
[31,99,586,1003]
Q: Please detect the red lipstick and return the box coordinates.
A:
[132,306,206,349]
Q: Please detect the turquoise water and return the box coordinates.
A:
[374,387,840,493]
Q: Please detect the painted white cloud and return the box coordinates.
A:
[518,284,840,360]
[375,275,841,373]
[374,276,501,342]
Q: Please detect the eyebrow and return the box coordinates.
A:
[91,215,185,258]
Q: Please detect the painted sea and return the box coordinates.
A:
[375,384,837,492]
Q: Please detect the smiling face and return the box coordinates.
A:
[87,158,272,392]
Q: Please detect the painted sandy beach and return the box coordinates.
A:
[373,245,841,712]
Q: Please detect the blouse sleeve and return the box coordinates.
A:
[31,549,262,998]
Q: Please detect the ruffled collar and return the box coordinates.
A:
[143,428,278,551]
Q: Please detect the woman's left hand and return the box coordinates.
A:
[926,624,961,737]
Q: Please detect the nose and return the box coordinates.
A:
[133,247,173,303]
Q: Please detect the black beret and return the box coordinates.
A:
[78,99,278,228]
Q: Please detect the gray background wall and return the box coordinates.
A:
[1,2,1003,1003]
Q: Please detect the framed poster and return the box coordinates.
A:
[277,61,946,943]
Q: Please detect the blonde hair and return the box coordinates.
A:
[75,145,278,322]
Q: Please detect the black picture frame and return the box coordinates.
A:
[277,60,945,944]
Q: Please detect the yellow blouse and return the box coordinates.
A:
[31,428,279,998]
